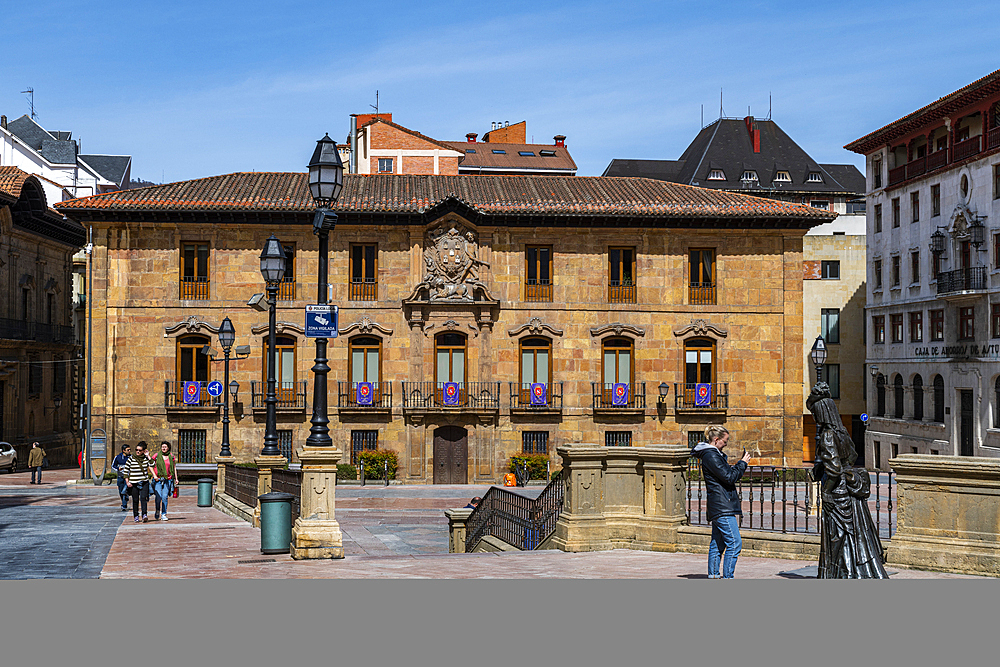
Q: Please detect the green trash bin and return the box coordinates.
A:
[258,491,295,554]
[197,478,214,507]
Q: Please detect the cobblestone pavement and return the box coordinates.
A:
[98,484,985,580]
[0,472,124,579]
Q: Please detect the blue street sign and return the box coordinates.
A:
[694,383,712,407]
[611,383,629,406]
[305,304,339,338]
[530,383,547,406]
[861,413,869,423]
[207,380,224,397]
[183,381,201,405]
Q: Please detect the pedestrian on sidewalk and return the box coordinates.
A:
[121,441,152,523]
[28,442,45,484]
[691,425,751,579]
[111,444,131,511]
[150,441,177,521]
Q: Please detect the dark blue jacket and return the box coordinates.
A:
[111,453,129,472]
[692,443,747,522]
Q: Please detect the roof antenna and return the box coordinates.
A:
[701,104,704,128]
[22,87,37,119]
[370,90,379,118]
[719,88,723,119]
[768,93,772,120]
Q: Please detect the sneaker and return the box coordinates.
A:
[121,507,127,512]
[142,515,148,523]
[154,513,160,520]
[161,514,168,521]
[134,517,141,523]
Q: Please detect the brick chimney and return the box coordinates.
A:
[554,135,566,147]
[744,116,760,153]
[466,133,477,143]
[1,115,6,129]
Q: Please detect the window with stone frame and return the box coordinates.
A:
[891,256,901,287]
[874,204,882,233]
[873,315,885,344]
[995,233,1000,269]
[931,184,941,217]
[351,430,378,465]
[909,311,923,342]
[911,251,920,284]
[959,306,975,341]
[873,259,883,289]
[180,242,210,300]
[821,260,840,280]
[890,313,903,343]
[993,304,1000,339]
[524,245,553,302]
[910,191,920,222]
[53,356,66,394]
[178,429,207,463]
[608,247,636,304]
[821,309,840,344]
[522,431,549,454]
[873,159,882,189]
[689,248,716,304]
[824,364,840,399]
[277,244,295,300]
[28,357,42,396]
[994,164,1000,200]
[377,157,394,173]
[349,243,378,301]
[930,309,944,341]
[913,375,924,421]
[892,198,900,228]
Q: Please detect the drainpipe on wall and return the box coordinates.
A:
[350,115,358,174]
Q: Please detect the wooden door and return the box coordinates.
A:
[960,390,974,456]
[433,426,468,484]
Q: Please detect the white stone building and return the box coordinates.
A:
[846,68,1000,466]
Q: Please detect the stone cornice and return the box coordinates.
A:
[164,315,220,337]
[673,319,729,338]
[339,316,394,336]
[590,322,645,338]
[507,317,564,338]
[250,321,305,336]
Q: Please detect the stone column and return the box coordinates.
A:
[636,445,690,550]
[253,454,286,527]
[445,507,473,553]
[215,455,235,501]
[290,446,344,559]
[548,445,612,552]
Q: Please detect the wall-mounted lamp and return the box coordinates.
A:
[929,228,947,255]
[657,382,670,407]
[44,398,62,415]
[969,216,986,248]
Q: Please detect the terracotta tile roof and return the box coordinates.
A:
[846,67,1000,154]
[444,141,578,174]
[0,165,33,201]
[55,172,835,221]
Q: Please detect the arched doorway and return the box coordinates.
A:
[433,425,468,484]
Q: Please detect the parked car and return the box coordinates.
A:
[0,442,17,473]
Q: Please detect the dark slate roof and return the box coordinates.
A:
[55,171,834,229]
[819,164,865,194]
[80,155,132,188]
[6,114,54,151]
[41,138,78,165]
[604,118,864,195]
[444,142,577,174]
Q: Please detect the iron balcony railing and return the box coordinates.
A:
[524,279,553,302]
[608,281,636,304]
[953,135,982,162]
[225,464,259,510]
[251,381,307,409]
[271,467,302,523]
[164,381,220,408]
[591,382,646,410]
[349,279,377,301]
[179,276,210,300]
[936,266,987,294]
[465,474,564,552]
[0,319,75,344]
[337,381,392,409]
[509,382,563,410]
[277,278,295,301]
[675,382,729,410]
[401,382,500,410]
[688,282,716,305]
[685,458,896,539]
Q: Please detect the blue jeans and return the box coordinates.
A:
[153,479,173,516]
[31,466,42,483]
[708,515,742,579]
[117,476,128,508]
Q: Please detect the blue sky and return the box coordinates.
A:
[2,0,999,183]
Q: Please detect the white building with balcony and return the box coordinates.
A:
[846,67,1000,466]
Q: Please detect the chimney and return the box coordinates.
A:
[0,115,6,129]
[466,133,477,143]
[744,116,760,153]
[554,135,566,147]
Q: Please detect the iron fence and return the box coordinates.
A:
[685,458,896,539]
[271,467,301,523]
[179,276,210,300]
[936,267,987,294]
[251,381,307,409]
[337,381,392,409]
[524,279,553,302]
[465,474,564,552]
[509,382,563,410]
[0,318,75,343]
[401,382,500,410]
[164,381,220,408]
[674,383,729,410]
[349,279,377,301]
[226,464,259,510]
[591,382,645,410]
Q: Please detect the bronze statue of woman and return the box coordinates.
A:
[808,382,888,579]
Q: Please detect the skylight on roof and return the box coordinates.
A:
[774,171,791,182]
[492,149,506,154]
[465,149,477,153]
[518,151,535,156]
[539,150,556,156]
[708,169,726,180]
[807,172,823,183]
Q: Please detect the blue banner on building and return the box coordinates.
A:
[530,383,547,406]
[443,382,460,406]
[183,381,201,405]
[612,383,629,406]
[695,383,712,407]
[356,382,374,406]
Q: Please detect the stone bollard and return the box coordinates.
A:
[253,455,286,528]
[290,446,344,559]
[445,508,474,553]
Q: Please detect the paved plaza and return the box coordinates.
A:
[0,469,986,579]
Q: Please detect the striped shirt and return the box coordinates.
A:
[119,455,151,484]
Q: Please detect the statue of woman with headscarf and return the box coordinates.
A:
[807,382,888,579]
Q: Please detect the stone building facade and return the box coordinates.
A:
[56,172,832,481]
[846,67,1000,466]
[1,167,86,463]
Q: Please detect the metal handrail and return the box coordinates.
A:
[337,381,392,408]
[509,382,563,409]
[401,382,500,410]
[591,382,646,409]
[250,380,307,409]
[465,474,564,552]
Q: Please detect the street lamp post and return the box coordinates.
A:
[218,317,236,458]
[306,133,344,449]
[259,235,287,456]
[810,335,828,385]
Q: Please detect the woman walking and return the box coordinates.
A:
[151,441,178,521]
[691,425,751,579]
[120,441,152,523]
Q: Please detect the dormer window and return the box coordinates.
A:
[742,170,758,181]
[708,169,726,180]
[539,150,556,157]
[774,171,791,182]
[807,172,823,183]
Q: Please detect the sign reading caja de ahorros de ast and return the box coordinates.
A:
[913,342,1000,358]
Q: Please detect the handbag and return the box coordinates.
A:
[42,456,49,468]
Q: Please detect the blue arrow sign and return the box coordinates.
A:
[860,413,869,423]
[207,381,224,397]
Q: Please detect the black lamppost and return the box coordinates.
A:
[810,335,828,384]
[217,317,236,457]
[306,133,344,449]
[260,235,287,456]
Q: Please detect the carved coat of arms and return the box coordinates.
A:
[406,223,495,302]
